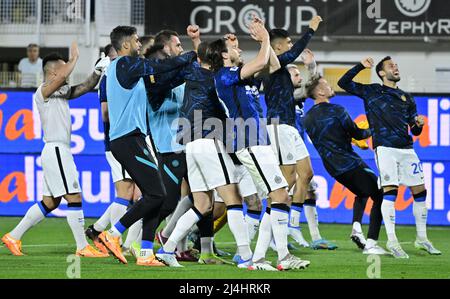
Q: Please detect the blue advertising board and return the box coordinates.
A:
[0,89,449,225]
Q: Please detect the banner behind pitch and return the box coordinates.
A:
[0,89,449,225]
[145,0,450,38]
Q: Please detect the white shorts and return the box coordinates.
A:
[105,151,131,183]
[236,145,288,199]
[186,139,238,193]
[375,146,425,187]
[41,143,81,198]
[214,164,258,203]
[267,124,309,166]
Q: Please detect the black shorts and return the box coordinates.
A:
[110,133,166,198]
[158,151,188,218]
[335,163,382,201]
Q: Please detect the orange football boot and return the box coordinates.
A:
[98,231,127,264]
[76,245,109,258]
[136,255,166,267]
[1,234,24,256]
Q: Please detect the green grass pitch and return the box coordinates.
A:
[0,217,449,279]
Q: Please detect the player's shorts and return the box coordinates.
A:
[375,146,425,187]
[186,138,238,193]
[105,151,131,183]
[214,164,258,203]
[267,124,310,166]
[236,145,288,199]
[41,142,81,198]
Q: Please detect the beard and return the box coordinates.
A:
[387,73,401,82]
[130,48,140,57]
[231,56,243,67]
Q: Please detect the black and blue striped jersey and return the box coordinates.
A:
[214,66,268,151]
[304,102,371,177]
[338,63,422,149]
[263,28,315,127]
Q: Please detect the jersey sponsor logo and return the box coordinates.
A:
[244,85,260,97]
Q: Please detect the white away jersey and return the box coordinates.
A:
[34,84,72,145]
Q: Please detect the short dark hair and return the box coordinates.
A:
[306,75,323,100]
[139,35,154,45]
[104,44,115,56]
[27,43,39,49]
[376,56,392,81]
[154,30,179,47]
[145,44,165,59]
[269,29,290,42]
[110,26,137,51]
[42,53,65,73]
[208,39,228,72]
[197,41,210,64]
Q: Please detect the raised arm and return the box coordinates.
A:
[187,25,201,52]
[338,57,374,97]
[41,41,79,99]
[68,55,110,99]
[240,20,271,80]
[252,17,281,77]
[278,16,321,67]
[302,49,318,78]
[116,52,197,89]
[294,49,319,101]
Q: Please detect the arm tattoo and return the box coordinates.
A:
[69,72,101,99]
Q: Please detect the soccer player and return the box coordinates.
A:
[84,44,139,256]
[2,42,110,257]
[338,57,441,257]
[264,17,335,250]
[290,61,369,248]
[145,29,198,262]
[139,35,155,58]
[285,55,337,249]
[215,33,265,248]
[97,26,197,266]
[208,17,310,270]
[304,77,386,255]
[155,27,255,268]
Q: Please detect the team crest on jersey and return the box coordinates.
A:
[275,176,283,184]
[401,95,407,102]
